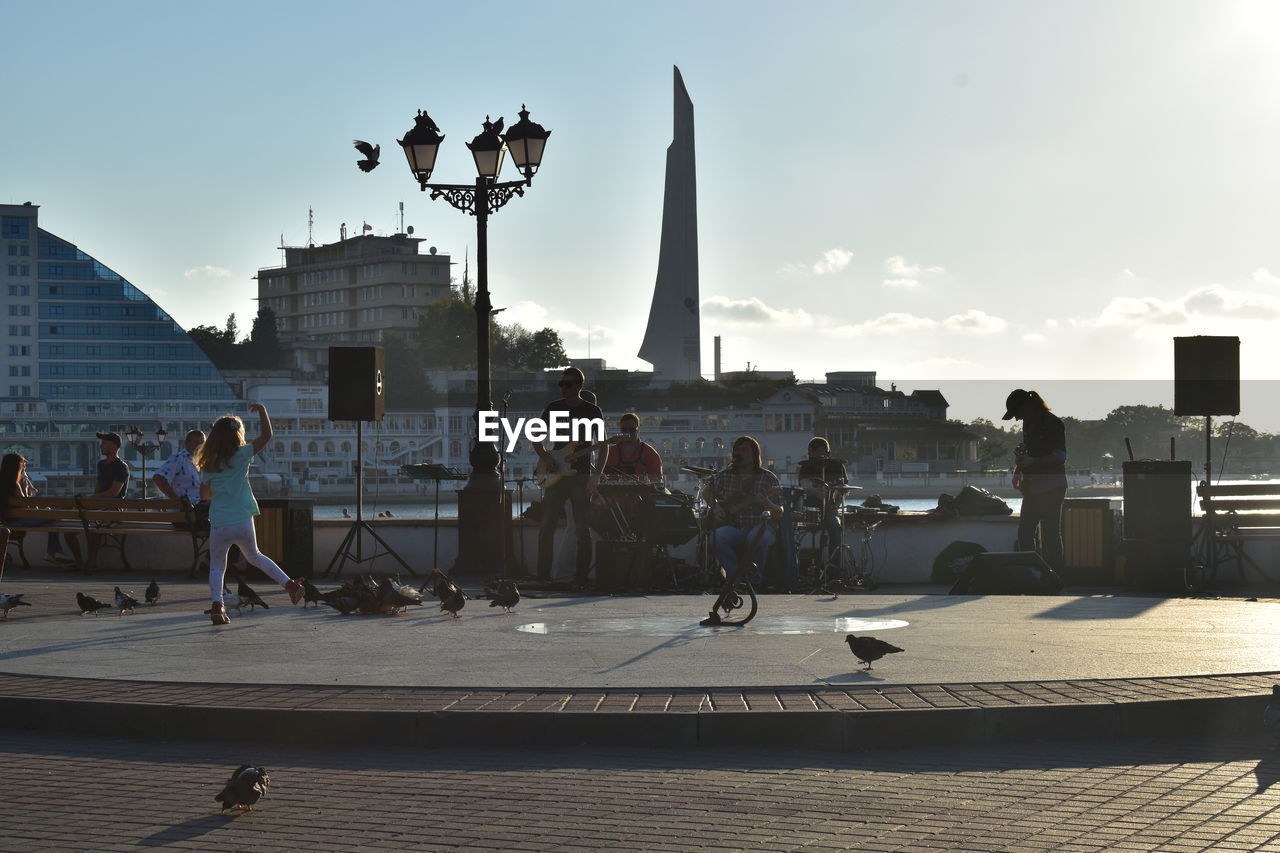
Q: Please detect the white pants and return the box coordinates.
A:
[208,519,291,602]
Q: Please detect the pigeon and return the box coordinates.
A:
[145,579,160,606]
[113,586,138,616]
[301,578,323,608]
[1264,685,1280,740]
[486,580,520,614]
[353,139,380,172]
[490,116,504,135]
[222,587,247,614]
[386,578,423,612]
[76,592,113,616]
[215,765,270,812]
[237,580,270,610]
[845,635,904,670]
[0,593,31,619]
[439,585,465,619]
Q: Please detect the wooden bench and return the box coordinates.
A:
[3,496,208,574]
[1196,482,1280,582]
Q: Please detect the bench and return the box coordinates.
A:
[1196,482,1280,582]
[3,496,208,574]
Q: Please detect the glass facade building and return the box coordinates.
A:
[1,202,239,483]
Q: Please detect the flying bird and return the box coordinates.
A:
[490,116,504,135]
[0,593,31,619]
[486,580,520,614]
[145,579,160,606]
[215,765,270,812]
[76,592,113,616]
[114,586,138,616]
[845,635,904,670]
[353,139,380,172]
[1264,685,1280,740]
[237,580,270,610]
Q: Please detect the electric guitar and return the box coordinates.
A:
[535,435,632,490]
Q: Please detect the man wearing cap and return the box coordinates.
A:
[92,432,131,499]
[1002,389,1067,573]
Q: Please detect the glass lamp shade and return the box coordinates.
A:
[398,110,445,183]
[156,427,168,444]
[503,105,551,178]
[466,116,506,179]
[126,426,142,446]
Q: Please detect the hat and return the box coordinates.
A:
[1002,389,1031,420]
[96,431,122,447]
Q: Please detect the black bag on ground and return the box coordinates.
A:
[931,540,987,583]
[949,551,1064,595]
[951,485,1013,516]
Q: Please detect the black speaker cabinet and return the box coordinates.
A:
[1174,336,1239,416]
[1121,460,1191,541]
[328,346,385,422]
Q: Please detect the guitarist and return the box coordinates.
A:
[706,436,783,586]
[534,367,605,586]
[1003,388,1067,573]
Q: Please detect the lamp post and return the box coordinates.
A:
[127,425,168,499]
[399,105,550,575]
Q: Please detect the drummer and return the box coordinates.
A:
[796,437,849,563]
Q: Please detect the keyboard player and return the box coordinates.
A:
[601,413,663,484]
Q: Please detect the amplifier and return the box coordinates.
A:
[636,492,699,546]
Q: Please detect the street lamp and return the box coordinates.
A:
[398,105,551,575]
[127,425,167,499]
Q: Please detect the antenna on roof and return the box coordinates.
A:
[307,206,314,247]
[279,233,285,265]
[398,201,405,234]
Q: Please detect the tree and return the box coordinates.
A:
[225,313,240,344]
[248,307,285,368]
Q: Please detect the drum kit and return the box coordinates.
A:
[680,459,883,594]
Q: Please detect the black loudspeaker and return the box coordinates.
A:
[1121,461,1191,540]
[595,539,641,592]
[948,551,1063,595]
[636,492,700,547]
[328,346,385,422]
[1174,336,1239,416]
[1121,460,1191,592]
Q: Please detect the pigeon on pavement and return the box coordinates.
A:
[301,579,323,608]
[76,592,113,616]
[0,593,31,619]
[215,765,270,812]
[1264,685,1280,740]
[486,580,520,614]
[237,580,269,610]
[145,579,160,606]
[845,635,904,670]
[113,587,138,616]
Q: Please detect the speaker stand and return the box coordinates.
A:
[324,421,416,579]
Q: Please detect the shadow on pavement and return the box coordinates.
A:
[137,814,240,846]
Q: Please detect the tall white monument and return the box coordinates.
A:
[638,66,701,382]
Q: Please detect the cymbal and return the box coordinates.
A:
[681,465,717,477]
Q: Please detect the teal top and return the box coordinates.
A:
[203,444,260,528]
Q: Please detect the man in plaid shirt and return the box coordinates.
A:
[706,435,782,585]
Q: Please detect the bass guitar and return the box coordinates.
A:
[535,435,632,490]
[709,487,783,526]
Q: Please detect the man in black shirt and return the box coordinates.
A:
[534,368,604,586]
[93,432,131,498]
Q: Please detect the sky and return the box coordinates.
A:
[6,1,1280,427]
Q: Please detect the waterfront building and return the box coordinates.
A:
[0,202,240,492]
[256,231,452,376]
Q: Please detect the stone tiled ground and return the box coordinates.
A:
[3,731,1280,852]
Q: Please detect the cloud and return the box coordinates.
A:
[1093,295,1188,326]
[500,299,621,347]
[942,309,1007,334]
[184,265,232,280]
[1251,267,1280,284]
[833,312,937,336]
[881,255,944,289]
[912,356,973,369]
[812,248,853,275]
[700,295,815,327]
[1022,332,1047,343]
[1183,284,1280,320]
[777,248,853,276]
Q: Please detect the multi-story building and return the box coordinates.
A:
[256,232,452,376]
[0,202,240,490]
